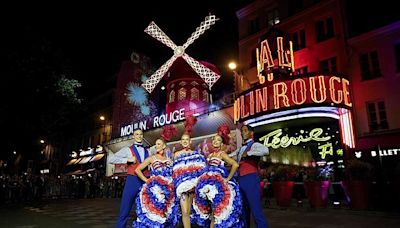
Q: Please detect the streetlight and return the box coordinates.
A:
[99,115,106,143]
[228,61,241,99]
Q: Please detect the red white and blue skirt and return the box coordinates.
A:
[172,151,207,199]
[134,168,178,228]
[193,165,244,227]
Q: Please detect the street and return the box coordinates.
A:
[0,198,399,228]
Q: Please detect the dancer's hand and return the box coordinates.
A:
[127,157,136,164]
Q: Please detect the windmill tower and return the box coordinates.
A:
[142,14,222,115]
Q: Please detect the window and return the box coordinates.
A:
[202,90,209,102]
[169,90,175,103]
[292,29,306,51]
[289,0,304,15]
[319,57,337,73]
[249,18,259,34]
[367,101,388,131]
[190,88,199,100]
[267,9,280,27]
[395,43,400,72]
[178,88,186,101]
[295,66,308,75]
[360,51,381,80]
[316,18,334,42]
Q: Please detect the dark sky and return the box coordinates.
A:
[1,1,250,159]
[3,1,249,98]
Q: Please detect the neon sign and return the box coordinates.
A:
[259,128,331,149]
[234,75,352,123]
[120,108,185,136]
[257,37,294,82]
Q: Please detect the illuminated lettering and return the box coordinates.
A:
[273,82,290,109]
[233,75,353,122]
[240,95,249,118]
[260,128,331,149]
[291,79,306,105]
[329,76,343,104]
[342,78,352,107]
[249,91,255,115]
[309,76,327,103]
[255,88,268,113]
[277,37,292,69]
[318,142,333,159]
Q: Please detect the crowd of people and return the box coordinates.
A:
[0,172,130,204]
[108,124,269,228]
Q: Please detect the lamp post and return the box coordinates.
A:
[99,115,106,144]
[228,61,240,100]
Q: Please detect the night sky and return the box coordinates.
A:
[1,0,399,160]
[4,1,247,96]
[1,1,249,160]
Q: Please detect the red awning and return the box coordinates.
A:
[356,133,400,150]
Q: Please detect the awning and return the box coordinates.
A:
[78,156,93,164]
[65,169,85,175]
[90,154,105,162]
[66,159,77,166]
[356,132,400,150]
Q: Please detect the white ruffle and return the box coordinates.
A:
[139,188,167,224]
[199,184,218,201]
[214,184,236,224]
[176,178,198,198]
[150,185,165,203]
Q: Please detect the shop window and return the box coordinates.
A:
[191,88,199,100]
[179,81,186,86]
[202,90,209,102]
[295,66,308,75]
[319,57,337,73]
[178,88,186,101]
[191,81,199,86]
[267,9,280,27]
[316,17,334,42]
[360,51,381,80]
[394,43,400,72]
[169,90,175,103]
[249,17,259,35]
[292,29,306,51]
[367,101,388,132]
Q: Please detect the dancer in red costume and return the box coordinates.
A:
[193,132,244,228]
[172,133,207,228]
[134,138,177,227]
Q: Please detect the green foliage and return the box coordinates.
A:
[56,76,82,104]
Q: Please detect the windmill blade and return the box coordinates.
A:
[142,55,178,93]
[182,14,219,50]
[182,53,221,89]
[144,21,177,51]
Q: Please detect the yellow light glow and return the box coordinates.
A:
[228,62,237,70]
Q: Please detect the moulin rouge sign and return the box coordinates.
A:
[234,37,352,123]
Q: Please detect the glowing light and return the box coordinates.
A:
[273,82,290,109]
[228,62,237,70]
[40,139,45,144]
[309,76,327,103]
[248,112,339,127]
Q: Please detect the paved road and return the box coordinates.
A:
[0,198,399,228]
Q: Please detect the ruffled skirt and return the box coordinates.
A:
[134,170,178,228]
[193,168,244,228]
